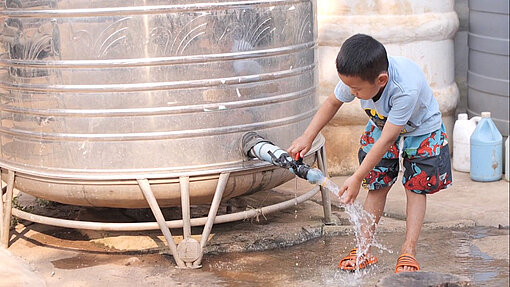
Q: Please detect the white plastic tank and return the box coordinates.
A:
[317,0,459,174]
[453,113,478,172]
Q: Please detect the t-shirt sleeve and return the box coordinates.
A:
[334,80,355,103]
[388,90,419,126]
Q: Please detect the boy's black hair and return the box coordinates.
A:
[336,34,389,83]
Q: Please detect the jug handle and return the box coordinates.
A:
[470,116,482,125]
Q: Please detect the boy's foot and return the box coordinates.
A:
[338,248,378,271]
[395,253,420,273]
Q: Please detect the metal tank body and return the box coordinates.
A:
[0,0,319,208]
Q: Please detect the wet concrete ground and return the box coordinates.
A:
[1,170,509,286]
[4,222,508,286]
[203,227,509,287]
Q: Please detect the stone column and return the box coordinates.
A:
[317,0,459,175]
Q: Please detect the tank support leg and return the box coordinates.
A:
[316,146,333,224]
[137,179,185,268]
[1,170,15,247]
[178,176,197,268]
[193,172,230,268]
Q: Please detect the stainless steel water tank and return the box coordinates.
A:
[468,0,509,136]
[0,0,320,207]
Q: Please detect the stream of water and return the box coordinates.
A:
[318,176,392,284]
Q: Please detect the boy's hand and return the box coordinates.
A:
[286,93,343,159]
[287,134,313,159]
[338,175,363,204]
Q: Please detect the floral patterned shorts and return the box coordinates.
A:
[358,122,452,194]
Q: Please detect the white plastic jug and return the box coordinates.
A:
[453,113,479,172]
[505,137,509,181]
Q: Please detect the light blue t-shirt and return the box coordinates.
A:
[334,56,442,136]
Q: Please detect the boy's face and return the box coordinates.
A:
[338,73,388,100]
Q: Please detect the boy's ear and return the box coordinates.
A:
[376,72,388,86]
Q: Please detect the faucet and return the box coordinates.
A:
[241,132,325,185]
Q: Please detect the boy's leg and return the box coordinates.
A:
[339,185,392,269]
[358,122,400,254]
[398,123,452,272]
[397,188,426,272]
[340,121,400,269]
[362,185,391,246]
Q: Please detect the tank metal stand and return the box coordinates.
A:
[136,172,230,268]
[6,171,321,268]
[137,178,186,267]
[1,170,15,247]
[192,172,229,268]
[1,143,329,268]
[316,145,333,224]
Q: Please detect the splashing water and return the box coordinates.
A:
[318,176,392,280]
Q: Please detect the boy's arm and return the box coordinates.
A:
[287,93,343,158]
[338,121,403,204]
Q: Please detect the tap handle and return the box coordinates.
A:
[294,153,305,165]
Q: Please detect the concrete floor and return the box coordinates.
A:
[0,170,508,286]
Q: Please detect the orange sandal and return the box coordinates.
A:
[338,248,378,271]
[395,253,420,273]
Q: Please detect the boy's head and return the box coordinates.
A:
[336,34,389,100]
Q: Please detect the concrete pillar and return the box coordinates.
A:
[317,0,459,175]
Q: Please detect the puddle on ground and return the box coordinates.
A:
[11,223,508,286]
[202,226,509,287]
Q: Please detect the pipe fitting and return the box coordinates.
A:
[241,132,273,158]
[240,132,325,184]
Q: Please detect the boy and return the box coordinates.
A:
[287,34,452,273]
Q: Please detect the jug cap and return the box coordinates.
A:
[481,112,491,118]
[458,113,468,120]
